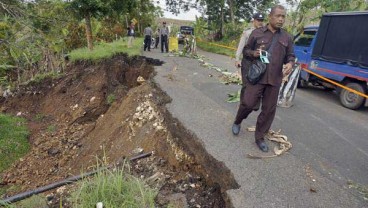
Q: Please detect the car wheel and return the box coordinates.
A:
[339,82,366,110]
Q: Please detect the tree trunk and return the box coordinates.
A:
[227,0,235,24]
[85,13,93,51]
[220,2,224,37]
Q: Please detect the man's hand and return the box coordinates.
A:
[253,49,261,58]
[235,61,241,68]
[283,62,293,76]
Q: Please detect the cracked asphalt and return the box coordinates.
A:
[144,48,368,208]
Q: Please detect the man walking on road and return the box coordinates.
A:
[235,12,265,111]
[143,24,153,51]
[232,5,295,152]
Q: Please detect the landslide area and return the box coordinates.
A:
[0,54,238,207]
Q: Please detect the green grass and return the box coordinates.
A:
[0,113,29,173]
[197,40,236,58]
[71,166,157,208]
[69,38,143,62]
[106,94,116,105]
[0,195,47,208]
[28,71,62,85]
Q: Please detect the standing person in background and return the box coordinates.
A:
[143,24,153,51]
[160,22,169,53]
[154,29,160,49]
[234,13,265,113]
[232,5,295,152]
[127,23,135,48]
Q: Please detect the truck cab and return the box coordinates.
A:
[178,26,194,44]
[294,11,368,110]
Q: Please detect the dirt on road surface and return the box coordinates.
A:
[0,54,238,207]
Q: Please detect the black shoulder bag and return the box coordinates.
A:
[247,34,279,85]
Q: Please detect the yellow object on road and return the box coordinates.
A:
[169,37,178,52]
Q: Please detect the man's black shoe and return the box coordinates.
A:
[256,139,269,152]
[232,124,240,135]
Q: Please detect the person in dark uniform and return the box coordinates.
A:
[232,5,295,152]
[143,24,153,51]
[160,22,169,53]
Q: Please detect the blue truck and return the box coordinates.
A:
[294,11,368,110]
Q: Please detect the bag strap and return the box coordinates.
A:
[266,32,280,53]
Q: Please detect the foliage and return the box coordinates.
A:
[285,0,368,34]
[71,165,157,208]
[227,89,241,103]
[68,38,143,62]
[196,40,235,57]
[0,113,29,173]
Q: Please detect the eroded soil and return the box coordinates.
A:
[0,54,238,207]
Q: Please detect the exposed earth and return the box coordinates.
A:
[0,54,237,207]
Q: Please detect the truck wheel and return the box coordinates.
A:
[339,82,366,110]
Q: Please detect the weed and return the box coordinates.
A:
[47,125,57,132]
[106,94,116,105]
[34,113,45,121]
[70,163,157,208]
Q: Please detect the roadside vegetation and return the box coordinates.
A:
[189,0,367,56]
[0,114,29,174]
[0,113,29,197]
[69,38,143,62]
[71,165,157,208]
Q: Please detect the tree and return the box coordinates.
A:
[286,0,367,34]
[68,0,136,50]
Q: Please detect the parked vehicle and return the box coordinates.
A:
[177,26,194,44]
[294,11,368,109]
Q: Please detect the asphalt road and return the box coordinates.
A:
[144,48,368,207]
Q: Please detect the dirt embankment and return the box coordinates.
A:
[0,54,238,207]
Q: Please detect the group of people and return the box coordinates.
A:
[128,21,170,53]
[232,5,295,152]
[131,5,295,153]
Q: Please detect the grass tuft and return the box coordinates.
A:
[0,113,29,173]
[69,38,143,62]
[71,164,157,208]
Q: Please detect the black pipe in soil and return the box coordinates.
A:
[0,152,152,205]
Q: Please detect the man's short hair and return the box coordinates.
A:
[270,5,285,14]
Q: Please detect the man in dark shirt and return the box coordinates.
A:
[232,5,295,152]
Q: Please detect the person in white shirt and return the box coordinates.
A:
[160,22,170,53]
[143,24,153,51]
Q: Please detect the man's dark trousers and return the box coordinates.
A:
[161,35,168,52]
[155,37,159,48]
[144,35,151,51]
[234,82,279,141]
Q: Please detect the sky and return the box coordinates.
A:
[156,0,201,21]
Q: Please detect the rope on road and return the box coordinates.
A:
[302,67,368,99]
[246,126,292,159]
